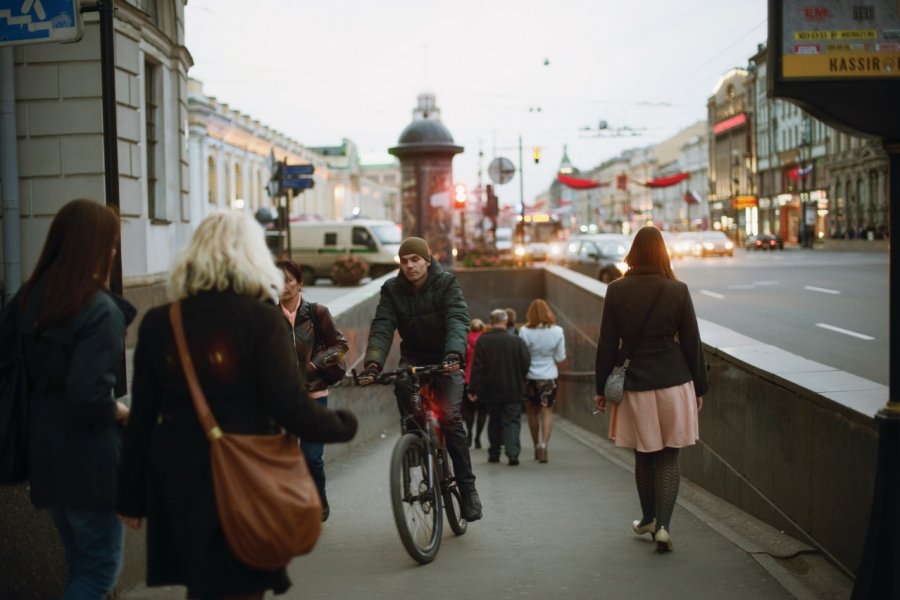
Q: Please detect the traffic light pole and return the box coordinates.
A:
[285,187,293,261]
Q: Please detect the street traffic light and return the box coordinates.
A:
[484,184,498,217]
[533,146,541,164]
[454,184,467,208]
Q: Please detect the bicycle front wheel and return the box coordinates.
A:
[390,433,443,564]
[440,447,468,536]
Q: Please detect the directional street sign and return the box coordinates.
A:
[283,177,315,190]
[0,0,83,47]
[282,164,315,177]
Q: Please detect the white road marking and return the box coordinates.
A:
[700,290,725,300]
[755,281,779,286]
[815,323,874,340]
[804,285,840,295]
[728,284,755,290]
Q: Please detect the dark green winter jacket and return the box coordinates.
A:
[364,258,470,367]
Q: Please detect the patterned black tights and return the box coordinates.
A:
[634,448,680,531]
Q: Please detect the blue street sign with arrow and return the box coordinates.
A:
[0,0,83,47]
[282,164,315,177]
[283,177,315,190]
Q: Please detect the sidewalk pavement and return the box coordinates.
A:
[122,418,853,600]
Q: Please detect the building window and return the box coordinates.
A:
[145,59,164,220]
[135,0,158,25]
[207,156,217,205]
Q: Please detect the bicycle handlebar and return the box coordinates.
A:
[352,363,451,386]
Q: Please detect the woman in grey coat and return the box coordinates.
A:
[593,226,708,553]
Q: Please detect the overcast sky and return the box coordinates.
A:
[184,0,768,206]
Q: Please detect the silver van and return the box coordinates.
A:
[289,219,401,283]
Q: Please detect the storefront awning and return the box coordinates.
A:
[557,174,609,189]
[640,172,689,188]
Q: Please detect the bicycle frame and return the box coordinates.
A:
[354,363,467,563]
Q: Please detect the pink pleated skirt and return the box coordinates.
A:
[609,381,699,452]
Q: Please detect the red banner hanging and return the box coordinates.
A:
[557,173,609,189]
[640,172,690,188]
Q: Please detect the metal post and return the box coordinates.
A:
[517,135,525,255]
[1,47,22,303]
[96,0,123,296]
[92,0,127,398]
[851,143,900,599]
[285,185,293,261]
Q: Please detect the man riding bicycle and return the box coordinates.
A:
[357,237,483,522]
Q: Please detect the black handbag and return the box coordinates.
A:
[0,297,30,485]
[603,285,666,405]
[309,303,347,386]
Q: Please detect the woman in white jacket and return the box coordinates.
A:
[518,299,566,463]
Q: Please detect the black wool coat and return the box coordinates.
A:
[469,328,531,403]
[16,280,135,510]
[595,266,708,397]
[117,291,357,599]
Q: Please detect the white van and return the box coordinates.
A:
[289,219,401,283]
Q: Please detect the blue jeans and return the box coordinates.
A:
[301,396,328,504]
[48,507,124,600]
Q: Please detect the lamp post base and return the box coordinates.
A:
[851,406,900,599]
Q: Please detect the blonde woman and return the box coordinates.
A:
[518,299,566,463]
[117,211,357,600]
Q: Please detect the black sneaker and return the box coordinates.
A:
[508,457,519,466]
[487,456,500,463]
[321,498,330,522]
[461,488,483,522]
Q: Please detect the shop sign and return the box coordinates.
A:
[732,195,758,209]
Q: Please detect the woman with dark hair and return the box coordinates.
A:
[593,226,708,553]
[2,199,135,599]
[519,299,566,463]
[117,212,357,599]
[275,259,349,522]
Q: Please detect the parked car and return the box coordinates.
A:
[745,234,784,251]
[560,235,630,283]
[690,231,734,257]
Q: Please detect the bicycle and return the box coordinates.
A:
[354,364,467,563]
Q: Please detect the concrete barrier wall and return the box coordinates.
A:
[540,264,883,576]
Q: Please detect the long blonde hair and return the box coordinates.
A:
[169,211,283,303]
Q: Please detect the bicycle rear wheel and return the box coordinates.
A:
[390,433,442,563]
[440,447,468,535]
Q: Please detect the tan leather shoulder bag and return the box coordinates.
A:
[169,301,322,571]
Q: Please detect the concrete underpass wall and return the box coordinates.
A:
[539,264,881,577]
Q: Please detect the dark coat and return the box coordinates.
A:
[282,298,349,393]
[595,266,708,397]
[469,329,531,403]
[17,280,135,509]
[116,291,357,598]
[364,258,469,366]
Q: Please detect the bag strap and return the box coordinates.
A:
[169,302,223,441]
[620,284,667,364]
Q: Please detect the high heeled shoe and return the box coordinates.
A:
[632,518,656,537]
[655,527,673,552]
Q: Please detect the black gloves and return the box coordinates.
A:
[442,353,462,372]
[356,362,382,386]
